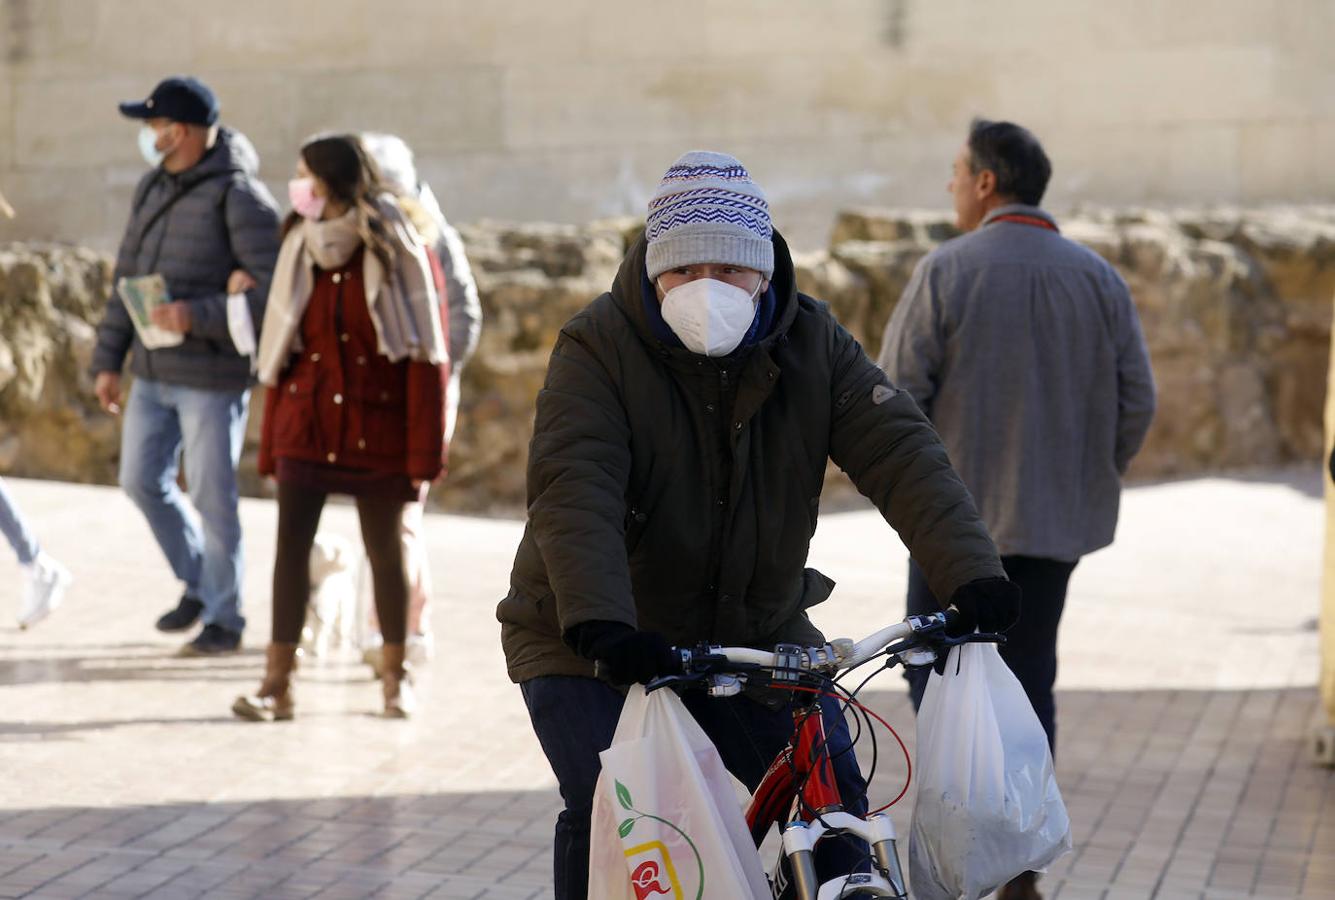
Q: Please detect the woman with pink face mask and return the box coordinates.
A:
[232,134,448,722]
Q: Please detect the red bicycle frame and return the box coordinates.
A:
[743,699,841,847]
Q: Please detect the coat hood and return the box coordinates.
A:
[609,228,801,356]
[189,126,262,182]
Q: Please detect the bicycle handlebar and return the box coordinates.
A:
[697,609,947,674]
[643,607,1003,693]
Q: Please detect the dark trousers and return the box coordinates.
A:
[270,480,409,645]
[522,675,871,900]
[904,555,1076,754]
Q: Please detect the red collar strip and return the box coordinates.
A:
[989,213,1059,232]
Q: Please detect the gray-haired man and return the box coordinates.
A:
[879,119,1156,900]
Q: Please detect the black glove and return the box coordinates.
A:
[947,577,1022,636]
[565,620,679,685]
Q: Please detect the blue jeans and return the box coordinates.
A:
[119,378,249,634]
[521,675,870,900]
[0,477,40,565]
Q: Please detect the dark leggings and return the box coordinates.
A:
[271,480,409,645]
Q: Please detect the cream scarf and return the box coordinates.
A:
[256,196,449,386]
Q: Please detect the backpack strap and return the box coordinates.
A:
[126,169,231,265]
[129,170,161,217]
[216,173,239,269]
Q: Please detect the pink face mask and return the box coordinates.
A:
[288,177,327,220]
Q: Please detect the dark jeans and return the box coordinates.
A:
[522,675,871,900]
[905,555,1076,754]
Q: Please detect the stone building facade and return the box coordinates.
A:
[1,0,1332,251]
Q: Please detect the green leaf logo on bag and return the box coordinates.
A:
[614,779,704,899]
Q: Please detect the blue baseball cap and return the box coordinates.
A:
[118,76,219,126]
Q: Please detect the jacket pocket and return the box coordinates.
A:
[497,584,559,637]
[750,567,836,642]
[354,393,408,457]
[798,567,835,612]
[272,380,319,451]
[624,504,650,556]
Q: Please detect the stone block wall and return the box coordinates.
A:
[0,244,118,484]
[1,206,1331,512]
[2,0,1333,253]
[799,207,1335,481]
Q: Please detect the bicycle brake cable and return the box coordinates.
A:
[784,677,882,872]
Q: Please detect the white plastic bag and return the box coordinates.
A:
[909,642,1072,900]
[589,684,770,900]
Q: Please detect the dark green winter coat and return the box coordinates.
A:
[497,231,1004,682]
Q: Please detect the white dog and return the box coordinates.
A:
[303,533,363,658]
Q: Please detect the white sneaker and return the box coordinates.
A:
[363,632,433,674]
[18,552,71,629]
[406,631,434,667]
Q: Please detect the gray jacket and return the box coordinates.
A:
[93,127,281,392]
[435,216,482,369]
[878,204,1156,562]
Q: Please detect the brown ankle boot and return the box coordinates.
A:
[232,643,298,721]
[380,643,416,719]
[997,871,1042,900]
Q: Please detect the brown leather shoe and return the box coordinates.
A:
[232,643,298,721]
[997,871,1042,900]
[380,643,417,719]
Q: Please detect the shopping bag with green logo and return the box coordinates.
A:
[589,684,770,900]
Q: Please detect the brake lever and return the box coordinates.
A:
[643,654,764,694]
[883,630,1007,672]
[645,672,709,694]
[939,631,1007,648]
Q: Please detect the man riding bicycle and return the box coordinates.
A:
[496,151,1021,899]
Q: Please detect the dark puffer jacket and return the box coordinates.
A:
[92,127,281,391]
[497,230,1005,683]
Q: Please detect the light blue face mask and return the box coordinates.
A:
[138,125,166,168]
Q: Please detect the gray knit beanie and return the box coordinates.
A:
[644,151,774,282]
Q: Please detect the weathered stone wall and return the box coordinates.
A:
[803,207,1335,479]
[1,1,1333,253]
[1,206,1332,512]
[441,219,632,512]
[0,244,118,484]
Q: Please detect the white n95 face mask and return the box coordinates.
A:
[138,125,166,168]
[660,277,762,357]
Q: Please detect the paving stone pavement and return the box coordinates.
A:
[0,468,1329,899]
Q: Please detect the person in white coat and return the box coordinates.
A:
[359,133,482,669]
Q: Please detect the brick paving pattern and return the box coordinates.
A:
[0,470,1329,898]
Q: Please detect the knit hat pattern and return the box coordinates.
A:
[645,151,774,282]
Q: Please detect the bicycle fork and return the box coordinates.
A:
[781,811,908,900]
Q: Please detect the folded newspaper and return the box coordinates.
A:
[117,274,185,349]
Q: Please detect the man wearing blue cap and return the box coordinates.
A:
[92,76,281,654]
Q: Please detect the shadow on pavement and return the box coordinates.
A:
[0,717,241,741]
[1129,463,1324,499]
[0,650,269,688]
[0,789,557,898]
[0,686,1329,898]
